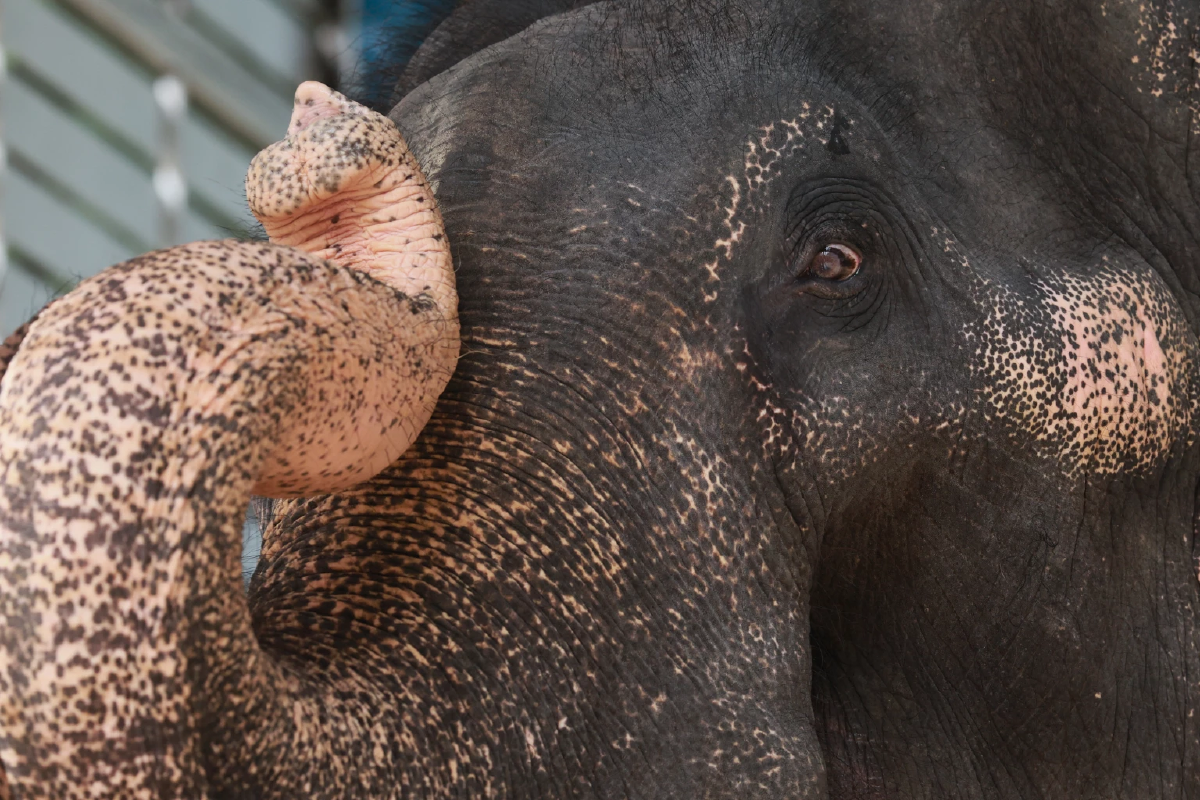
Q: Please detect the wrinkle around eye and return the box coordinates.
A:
[797,273,888,334]
[846,280,891,337]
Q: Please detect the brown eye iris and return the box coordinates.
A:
[807,243,862,281]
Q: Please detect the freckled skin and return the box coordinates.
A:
[243,83,459,495]
[4,1,1200,798]
[0,84,456,797]
[970,265,1197,475]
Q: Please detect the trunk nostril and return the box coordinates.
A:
[288,82,372,136]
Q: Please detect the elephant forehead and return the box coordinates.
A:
[971,264,1198,475]
[700,107,841,287]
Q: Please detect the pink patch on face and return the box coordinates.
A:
[975,266,1197,475]
[1141,310,1167,378]
[1048,290,1169,428]
[1044,273,1189,469]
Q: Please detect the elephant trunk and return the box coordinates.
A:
[246,82,457,320]
[0,84,458,796]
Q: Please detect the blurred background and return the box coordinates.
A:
[0,0,455,575]
[0,0,455,340]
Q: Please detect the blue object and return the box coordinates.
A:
[357,0,457,106]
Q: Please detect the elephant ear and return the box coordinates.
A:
[391,0,601,100]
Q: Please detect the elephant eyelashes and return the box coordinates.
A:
[806,243,861,282]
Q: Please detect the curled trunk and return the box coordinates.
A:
[0,84,458,797]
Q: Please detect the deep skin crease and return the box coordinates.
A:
[3,0,1200,797]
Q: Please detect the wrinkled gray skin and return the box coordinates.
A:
[3,0,1200,797]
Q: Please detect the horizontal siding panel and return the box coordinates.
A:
[58,0,294,146]
[181,113,259,229]
[269,0,321,21]
[0,0,320,339]
[191,0,310,85]
[7,0,159,153]
[5,169,137,288]
[7,0,299,152]
[182,213,238,243]
[6,0,262,233]
[0,261,58,338]
[7,75,157,248]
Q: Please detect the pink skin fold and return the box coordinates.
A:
[244,81,460,496]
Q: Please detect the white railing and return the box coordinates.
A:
[0,0,340,336]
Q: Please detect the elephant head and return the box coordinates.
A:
[2,0,1200,797]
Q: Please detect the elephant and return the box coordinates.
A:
[2,0,1200,796]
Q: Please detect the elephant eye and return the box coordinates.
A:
[806,243,861,281]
